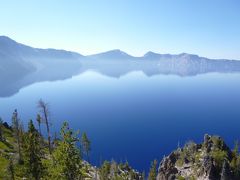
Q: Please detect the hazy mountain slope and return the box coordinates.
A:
[0,36,83,60]
[0,35,83,73]
[88,49,136,60]
[0,36,83,97]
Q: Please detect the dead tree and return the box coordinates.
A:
[38,99,52,154]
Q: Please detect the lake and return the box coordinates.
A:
[1,70,240,172]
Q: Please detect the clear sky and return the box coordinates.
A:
[0,0,240,59]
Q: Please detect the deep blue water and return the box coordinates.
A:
[1,71,240,171]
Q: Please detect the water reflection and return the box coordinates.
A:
[1,56,240,97]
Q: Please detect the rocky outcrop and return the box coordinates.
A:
[157,152,179,180]
[84,161,143,180]
[157,134,240,180]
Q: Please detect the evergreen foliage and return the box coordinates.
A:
[148,159,158,180]
[81,132,91,161]
[38,99,52,155]
[49,121,82,180]
[23,120,43,180]
[12,109,23,164]
[99,161,111,180]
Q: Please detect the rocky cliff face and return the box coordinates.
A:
[157,134,240,180]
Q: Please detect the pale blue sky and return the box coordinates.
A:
[0,0,240,59]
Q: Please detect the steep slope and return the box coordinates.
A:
[0,36,83,60]
[0,36,83,75]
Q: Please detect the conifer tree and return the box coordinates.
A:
[231,141,240,177]
[38,99,52,154]
[148,159,158,180]
[50,122,82,180]
[23,120,43,180]
[12,109,23,163]
[81,132,91,161]
[99,161,110,180]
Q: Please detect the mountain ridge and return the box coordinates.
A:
[88,49,136,60]
[1,35,238,61]
[0,35,84,60]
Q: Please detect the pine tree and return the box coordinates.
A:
[38,99,52,154]
[81,132,91,161]
[231,141,240,178]
[12,109,23,163]
[148,159,158,180]
[23,120,43,180]
[50,122,82,180]
[99,161,110,180]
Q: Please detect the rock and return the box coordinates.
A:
[156,135,239,180]
[157,152,179,180]
[220,159,232,180]
[204,134,212,153]
[202,155,215,175]
[3,122,12,130]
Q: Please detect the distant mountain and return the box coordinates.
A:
[88,49,135,60]
[0,36,83,97]
[143,51,211,61]
[81,50,240,77]
[143,51,173,60]
[0,36,83,60]
[0,36,84,73]
[1,35,240,97]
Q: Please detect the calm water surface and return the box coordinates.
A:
[1,71,240,171]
